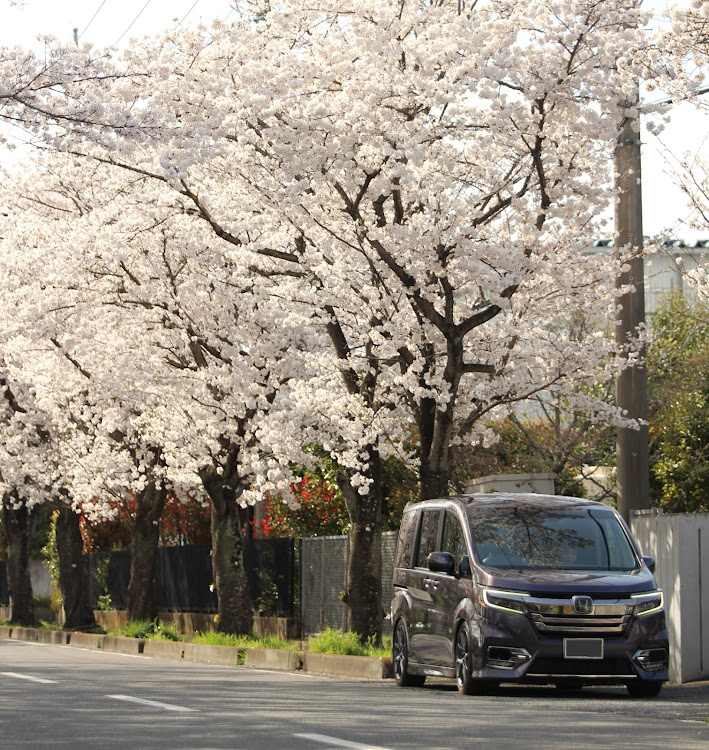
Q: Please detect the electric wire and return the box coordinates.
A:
[114,0,155,46]
[78,0,110,41]
[175,0,201,29]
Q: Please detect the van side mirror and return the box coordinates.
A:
[642,555,656,574]
[427,551,456,576]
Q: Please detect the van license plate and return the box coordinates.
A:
[564,639,603,659]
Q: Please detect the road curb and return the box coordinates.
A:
[303,652,393,679]
[103,635,145,654]
[244,647,302,671]
[68,631,107,650]
[182,642,245,666]
[2,627,392,679]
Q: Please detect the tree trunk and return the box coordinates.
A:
[339,446,383,645]
[126,480,166,622]
[1,501,35,626]
[418,396,454,501]
[201,468,252,635]
[55,504,96,631]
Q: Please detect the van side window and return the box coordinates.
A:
[442,510,469,576]
[416,510,440,568]
[394,509,419,569]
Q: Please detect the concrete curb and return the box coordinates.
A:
[142,640,186,660]
[10,627,40,643]
[303,652,393,679]
[8,627,69,645]
[244,648,302,672]
[35,629,70,645]
[68,631,107,650]
[102,635,145,655]
[181,643,245,666]
[2,627,393,680]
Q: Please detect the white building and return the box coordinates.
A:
[590,238,709,313]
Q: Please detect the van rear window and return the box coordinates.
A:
[468,506,638,572]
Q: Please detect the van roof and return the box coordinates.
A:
[407,493,608,514]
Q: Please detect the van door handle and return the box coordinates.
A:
[424,578,439,589]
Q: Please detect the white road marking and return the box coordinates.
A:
[106,694,197,713]
[1,671,58,684]
[294,733,392,750]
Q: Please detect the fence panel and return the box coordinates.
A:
[300,531,398,636]
[631,512,709,683]
[300,535,349,635]
[244,537,295,617]
[381,531,397,633]
[157,545,217,613]
[0,560,7,605]
[88,539,294,616]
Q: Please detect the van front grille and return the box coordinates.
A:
[527,598,634,636]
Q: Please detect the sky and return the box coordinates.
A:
[0,0,707,242]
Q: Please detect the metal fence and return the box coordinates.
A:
[87,539,295,616]
[2,532,397,635]
[300,531,397,636]
[0,561,6,605]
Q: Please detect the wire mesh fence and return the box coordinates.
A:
[300,531,397,636]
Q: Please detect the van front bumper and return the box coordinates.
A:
[476,604,669,685]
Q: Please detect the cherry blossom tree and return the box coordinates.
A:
[84,0,642,639]
[1,0,653,641]
[0,152,309,633]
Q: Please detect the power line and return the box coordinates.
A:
[115,0,155,46]
[175,0,201,29]
[78,0,110,41]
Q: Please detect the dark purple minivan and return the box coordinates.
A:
[391,494,668,697]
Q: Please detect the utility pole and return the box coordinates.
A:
[614,97,649,522]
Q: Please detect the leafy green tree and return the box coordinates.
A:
[451,405,616,502]
[648,293,709,512]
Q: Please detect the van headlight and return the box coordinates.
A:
[482,588,529,615]
[632,590,664,617]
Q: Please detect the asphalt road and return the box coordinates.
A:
[1,639,707,750]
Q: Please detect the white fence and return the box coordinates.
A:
[631,512,709,684]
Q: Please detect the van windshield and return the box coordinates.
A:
[468,506,639,572]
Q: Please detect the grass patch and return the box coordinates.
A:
[308,628,390,658]
[109,619,183,641]
[148,622,182,641]
[38,619,62,631]
[103,621,388,657]
[190,631,294,650]
[249,634,295,650]
[192,630,251,648]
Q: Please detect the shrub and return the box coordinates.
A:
[308,628,388,657]
[109,619,182,640]
[191,631,250,648]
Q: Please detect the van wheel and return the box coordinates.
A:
[393,619,425,687]
[455,622,477,695]
[626,680,663,698]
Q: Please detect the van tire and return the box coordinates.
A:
[455,621,477,695]
[393,619,425,688]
